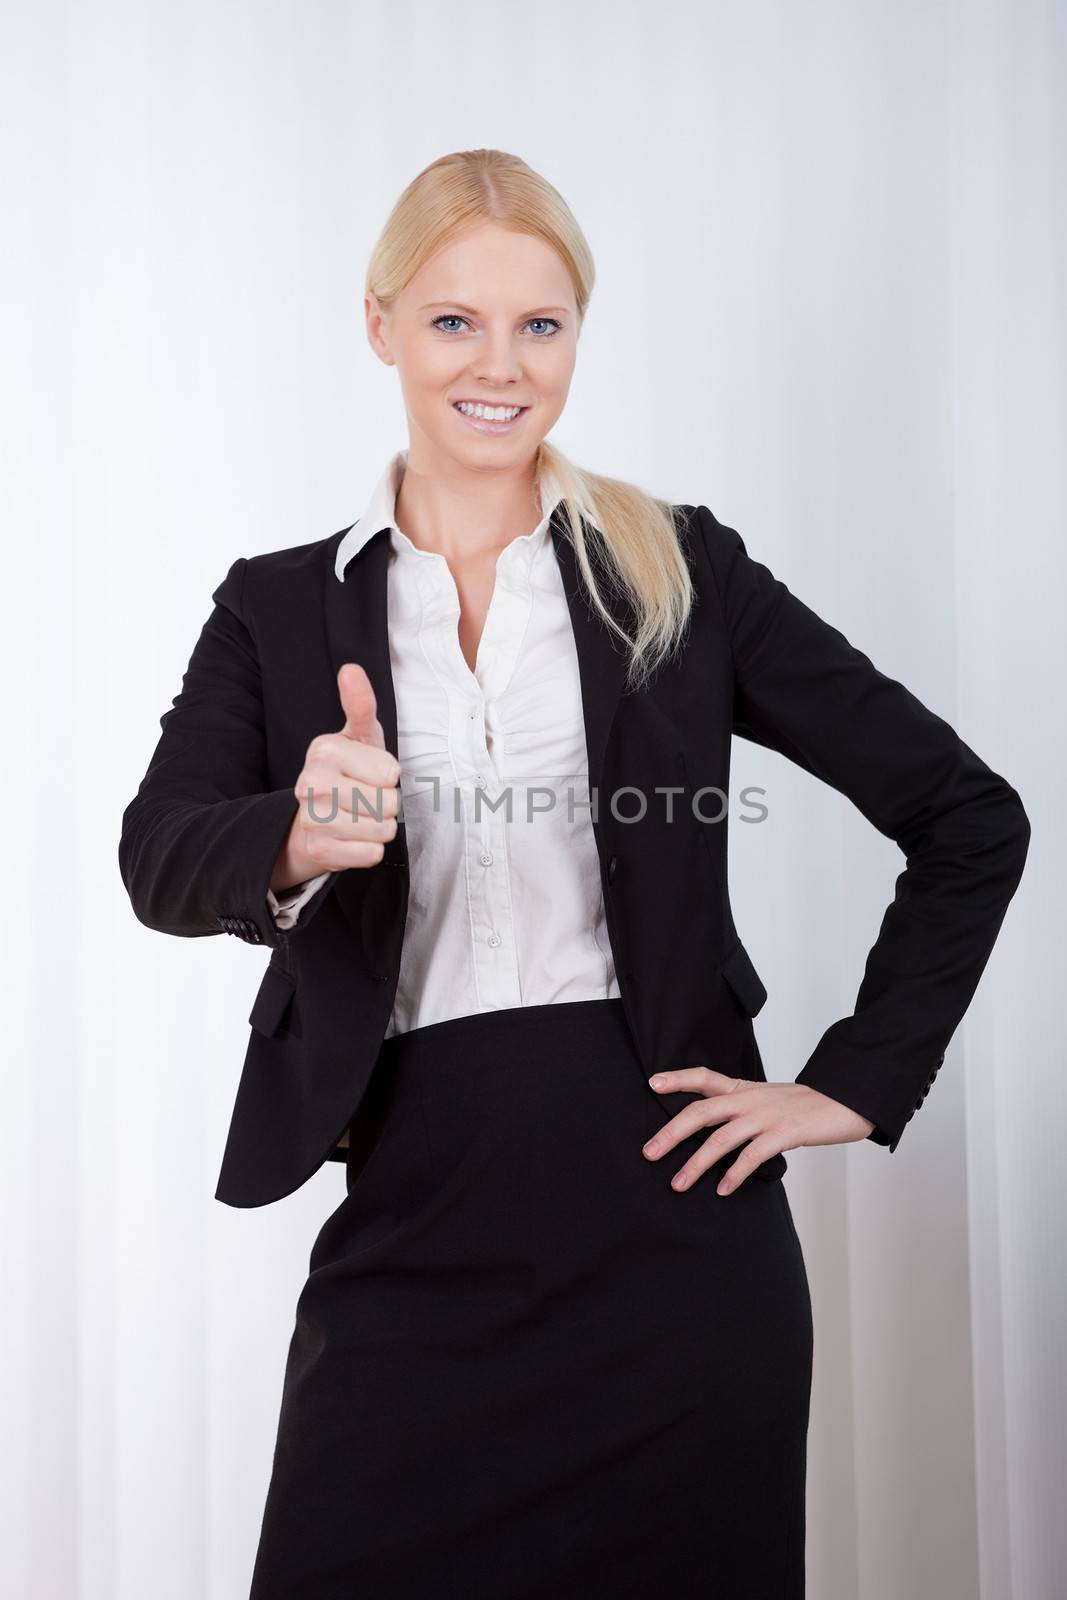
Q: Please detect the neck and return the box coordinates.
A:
[393,446,544,560]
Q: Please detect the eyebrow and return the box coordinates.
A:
[419,301,572,318]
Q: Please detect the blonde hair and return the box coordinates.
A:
[365,148,695,693]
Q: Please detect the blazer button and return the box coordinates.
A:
[607,855,617,884]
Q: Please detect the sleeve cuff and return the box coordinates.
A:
[267,872,333,930]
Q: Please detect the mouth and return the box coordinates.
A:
[450,400,531,436]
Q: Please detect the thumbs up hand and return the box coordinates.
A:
[270,664,402,891]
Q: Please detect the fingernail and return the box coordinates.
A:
[649,1075,664,1088]
[673,1171,689,1189]
[644,1139,659,1155]
[717,1179,731,1195]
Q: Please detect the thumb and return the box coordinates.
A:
[338,663,385,747]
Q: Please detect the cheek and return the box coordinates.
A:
[539,349,576,397]
[396,341,459,391]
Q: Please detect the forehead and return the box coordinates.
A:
[403,226,577,310]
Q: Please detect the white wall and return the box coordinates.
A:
[3,1,1063,1595]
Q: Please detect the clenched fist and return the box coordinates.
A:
[270,663,401,892]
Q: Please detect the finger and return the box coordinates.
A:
[302,808,399,853]
[312,768,401,818]
[316,737,401,795]
[641,1091,750,1161]
[298,762,401,824]
[668,1124,777,1194]
[338,663,386,747]
[648,1068,747,1097]
[300,835,391,873]
[713,1137,785,1195]
[298,775,400,846]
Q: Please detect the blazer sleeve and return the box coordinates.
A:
[118,556,336,949]
[695,504,1031,1152]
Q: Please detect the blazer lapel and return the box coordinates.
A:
[323,523,400,771]
[322,525,405,946]
[548,506,633,812]
[321,507,634,936]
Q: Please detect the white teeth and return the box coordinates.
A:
[455,402,524,421]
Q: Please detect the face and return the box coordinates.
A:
[366,222,580,475]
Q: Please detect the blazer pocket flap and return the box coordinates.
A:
[720,940,768,1017]
[249,964,297,1036]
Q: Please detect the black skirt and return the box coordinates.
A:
[248,998,813,1599]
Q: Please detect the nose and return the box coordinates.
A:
[469,330,525,388]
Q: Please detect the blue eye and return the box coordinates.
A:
[430,315,562,338]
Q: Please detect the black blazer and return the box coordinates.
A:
[118,503,1030,1208]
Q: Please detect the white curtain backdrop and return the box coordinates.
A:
[3,2,1063,1595]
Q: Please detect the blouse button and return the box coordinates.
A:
[480,851,493,866]
[487,931,502,947]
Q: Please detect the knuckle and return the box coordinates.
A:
[355,781,387,815]
[302,766,330,801]
[356,803,387,833]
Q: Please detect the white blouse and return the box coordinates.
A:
[267,450,621,1037]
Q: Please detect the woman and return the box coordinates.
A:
[119,149,1030,1598]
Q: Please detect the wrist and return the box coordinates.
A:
[270,824,318,894]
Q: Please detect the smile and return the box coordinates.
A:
[451,401,530,435]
